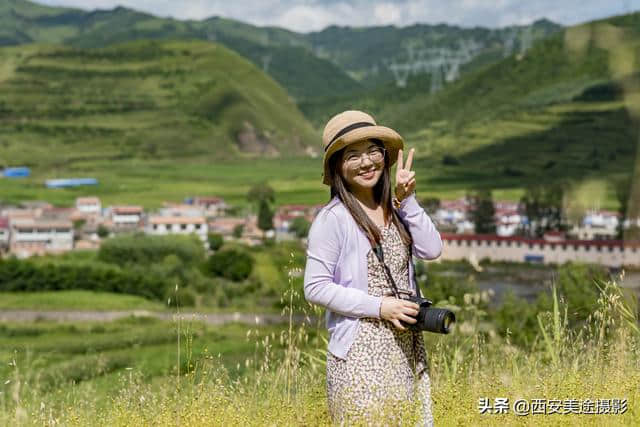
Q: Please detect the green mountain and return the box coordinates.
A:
[378,13,640,197]
[0,39,317,168]
[1,0,562,104]
[0,0,361,101]
[307,19,561,87]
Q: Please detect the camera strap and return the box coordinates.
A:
[372,242,422,300]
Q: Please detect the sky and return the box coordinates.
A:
[34,0,640,33]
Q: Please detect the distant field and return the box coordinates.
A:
[0,148,627,211]
[0,290,164,311]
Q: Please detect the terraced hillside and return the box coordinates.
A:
[0,39,316,168]
[0,0,362,101]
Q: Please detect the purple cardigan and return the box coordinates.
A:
[303,193,442,360]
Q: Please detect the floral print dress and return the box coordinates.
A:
[326,221,434,426]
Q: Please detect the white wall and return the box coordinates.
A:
[441,237,640,268]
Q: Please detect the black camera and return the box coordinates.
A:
[373,244,455,334]
[400,294,455,334]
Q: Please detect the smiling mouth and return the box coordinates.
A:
[359,170,376,179]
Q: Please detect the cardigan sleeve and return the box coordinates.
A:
[397,193,443,260]
[303,209,383,319]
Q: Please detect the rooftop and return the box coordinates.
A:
[149,216,205,225]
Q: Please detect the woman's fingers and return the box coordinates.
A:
[404,178,416,191]
[397,171,415,187]
[405,148,415,171]
[406,307,419,316]
[397,149,404,170]
[401,313,417,323]
[403,301,420,310]
[392,319,406,330]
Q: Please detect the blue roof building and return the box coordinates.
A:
[3,167,31,178]
[45,178,98,188]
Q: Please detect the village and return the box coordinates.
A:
[1,193,639,268]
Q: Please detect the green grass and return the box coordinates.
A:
[0,291,164,311]
[0,143,629,211]
[0,317,295,399]
[0,275,638,425]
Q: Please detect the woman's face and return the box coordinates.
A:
[339,139,385,194]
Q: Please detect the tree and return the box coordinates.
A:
[207,232,224,251]
[72,219,86,231]
[518,183,567,238]
[232,224,244,239]
[96,224,109,239]
[247,183,275,206]
[248,183,275,238]
[467,189,496,234]
[72,219,86,241]
[207,249,254,281]
[290,216,311,238]
[257,199,274,234]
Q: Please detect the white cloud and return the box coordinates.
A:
[32,0,640,32]
[373,3,402,26]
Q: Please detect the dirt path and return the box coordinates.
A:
[0,309,318,326]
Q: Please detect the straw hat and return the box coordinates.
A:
[321,110,404,186]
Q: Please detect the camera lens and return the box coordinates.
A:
[423,308,456,334]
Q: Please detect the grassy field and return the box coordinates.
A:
[0,316,298,417]
[0,276,638,425]
[0,148,628,211]
[0,291,164,311]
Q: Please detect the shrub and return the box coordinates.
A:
[555,262,607,323]
[0,257,169,300]
[207,233,224,251]
[97,224,110,238]
[207,249,254,281]
[98,233,205,267]
[233,224,244,238]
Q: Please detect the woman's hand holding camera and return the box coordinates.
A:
[380,296,420,330]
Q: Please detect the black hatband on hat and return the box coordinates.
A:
[324,122,375,152]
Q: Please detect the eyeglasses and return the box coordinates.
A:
[344,147,386,168]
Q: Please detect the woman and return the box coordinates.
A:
[303,110,442,426]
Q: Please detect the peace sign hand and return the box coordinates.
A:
[395,148,416,202]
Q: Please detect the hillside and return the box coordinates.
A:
[0,39,317,168]
[0,0,562,103]
[0,0,361,101]
[301,13,640,207]
[306,19,561,87]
